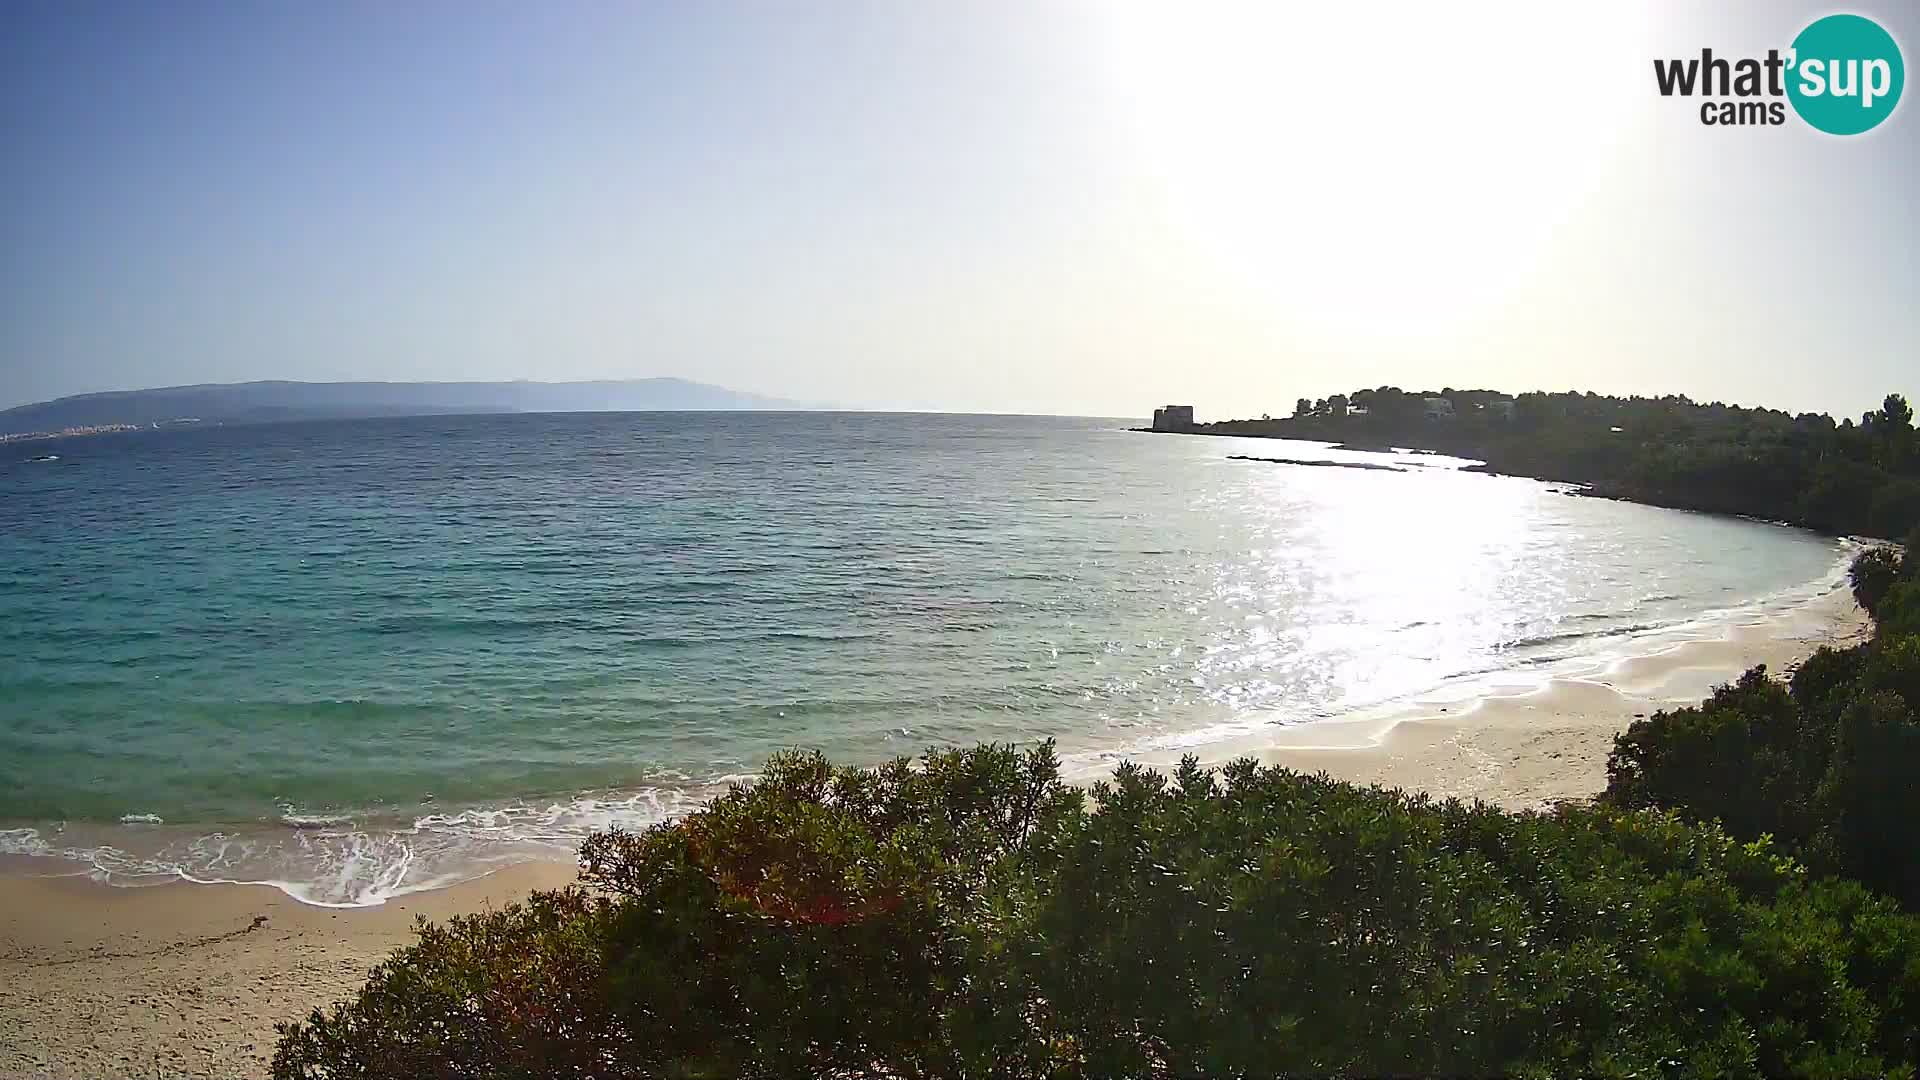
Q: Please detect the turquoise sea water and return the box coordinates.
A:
[0,412,1846,903]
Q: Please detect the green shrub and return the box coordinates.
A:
[1808,690,1920,907]
[1598,545,1920,914]
[991,759,1919,1079]
[276,746,1920,1079]
[1879,581,1920,638]
[575,742,1080,1079]
[1851,546,1905,618]
[1790,642,1870,723]
[1603,666,1820,849]
[271,888,623,1079]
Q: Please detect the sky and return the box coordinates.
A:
[2,0,1914,420]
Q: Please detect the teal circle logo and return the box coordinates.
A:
[1787,14,1904,135]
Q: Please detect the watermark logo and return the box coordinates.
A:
[1654,12,1904,134]
[1788,14,1904,133]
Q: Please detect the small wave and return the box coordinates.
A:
[279,810,354,828]
[756,630,881,643]
[1501,621,1664,652]
[119,813,164,824]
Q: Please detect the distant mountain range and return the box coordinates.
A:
[0,379,813,435]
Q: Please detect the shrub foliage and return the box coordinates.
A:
[1605,539,1920,909]
[277,739,1920,1079]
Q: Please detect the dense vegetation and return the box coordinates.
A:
[1605,532,1920,909]
[1200,388,1919,539]
[278,739,1920,1077]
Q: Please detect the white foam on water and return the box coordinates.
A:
[0,785,712,908]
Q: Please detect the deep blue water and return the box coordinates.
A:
[0,412,1845,903]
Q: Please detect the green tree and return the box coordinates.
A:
[1881,393,1914,434]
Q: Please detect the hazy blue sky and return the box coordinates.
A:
[2,1,1914,419]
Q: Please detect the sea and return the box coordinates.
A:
[0,412,1852,905]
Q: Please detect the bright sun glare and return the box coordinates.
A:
[1097,1,1651,344]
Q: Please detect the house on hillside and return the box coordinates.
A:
[1422,397,1455,421]
[1484,399,1516,421]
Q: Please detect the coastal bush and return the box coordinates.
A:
[1880,581,1920,638]
[275,745,1920,1079]
[1788,641,1870,720]
[575,742,1081,1079]
[1602,545,1920,911]
[991,759,1920,1079]
[1851,545,1905,617]
[1807,690,1920,907]
[1604,666,1819,849]
[1603,659,1920,909]
[270,888,625,1079]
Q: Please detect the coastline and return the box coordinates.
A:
[1,584,1871,1078]
[1108,580,1869,810]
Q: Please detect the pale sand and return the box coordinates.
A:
[1241,583,1871,810]
[1,861,576,1079]
[0,585,1872,1078]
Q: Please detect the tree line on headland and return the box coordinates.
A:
[1198,387,1920,539]
[276,542,1920,1077]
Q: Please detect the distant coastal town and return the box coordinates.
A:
[0,419,207,444]
[0,423,148,444]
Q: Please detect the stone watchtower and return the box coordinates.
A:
[1151,405,1196,432]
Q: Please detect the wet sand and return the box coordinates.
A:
[0,585,1871,1078]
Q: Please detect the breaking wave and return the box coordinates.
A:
[0,787,707,908]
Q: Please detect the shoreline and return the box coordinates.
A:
[1106,580,1868,811]
[1,584,1872,1077]
[1,545,1865,911]
[1131,426,1911,546]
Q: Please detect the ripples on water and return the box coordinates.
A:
[0,412,1844,903]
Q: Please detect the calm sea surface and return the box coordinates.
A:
[0,412,1846,903]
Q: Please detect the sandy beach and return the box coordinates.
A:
[0,861,578,1080]
[1249,582,1870,810]
[0,585,1871,1079]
